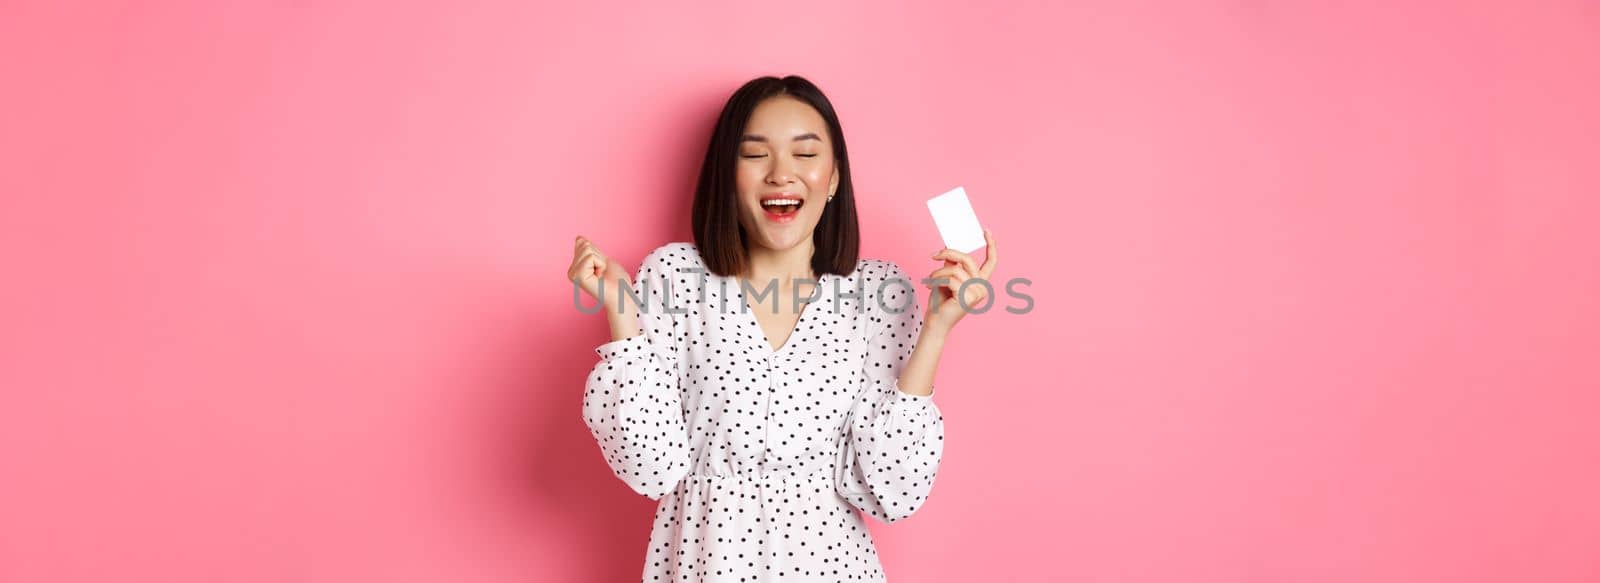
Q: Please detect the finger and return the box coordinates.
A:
[960,272,987,299]
[926,268,970,296]
[925,266,964,284]
[932,248,974,271]
[944,262,974,281]
[568,252,598,282]
[979,229,998,277]
[932,249,980,282]
[574,250,602,279]
[944,272,974,305]
[923,271,962,302]
[576,236,600,258]
[948,269,970,289]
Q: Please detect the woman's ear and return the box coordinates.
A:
[829,167,839,197]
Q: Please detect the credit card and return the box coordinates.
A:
[926,186,986,253]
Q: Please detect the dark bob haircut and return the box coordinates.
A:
[691,75,860,278]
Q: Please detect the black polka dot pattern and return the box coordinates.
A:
[581,242,946,581]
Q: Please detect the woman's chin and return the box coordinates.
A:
[751,225,814,251]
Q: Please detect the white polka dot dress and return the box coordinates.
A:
[581,242,945,582]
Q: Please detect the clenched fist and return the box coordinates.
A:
[568,236,634,312]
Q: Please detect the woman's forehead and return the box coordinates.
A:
[745,98,826,136]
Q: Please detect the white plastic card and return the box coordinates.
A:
[926,186,986,253]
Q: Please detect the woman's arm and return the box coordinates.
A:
[834,261,946,523]
[900,229,998,396]
[606,286,645,341]
[575,243,693,501]
[895,322,948,397]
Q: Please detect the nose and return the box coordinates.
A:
[764,157,797,185]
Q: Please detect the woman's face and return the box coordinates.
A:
[735,96,840,257]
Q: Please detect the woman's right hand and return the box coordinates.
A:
[568,236,633,311]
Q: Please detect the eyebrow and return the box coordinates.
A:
[740,132,822,143]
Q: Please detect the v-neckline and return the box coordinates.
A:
[729,273,830,357]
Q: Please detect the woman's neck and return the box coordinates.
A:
[743,239,817,285]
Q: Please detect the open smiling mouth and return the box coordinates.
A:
[760,197,804,220]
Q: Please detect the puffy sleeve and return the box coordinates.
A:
[580,246,693,501]
[834,262,946,523]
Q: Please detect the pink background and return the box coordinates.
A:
[3,1,1598,581]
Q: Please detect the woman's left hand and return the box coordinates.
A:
[924,229,999,332]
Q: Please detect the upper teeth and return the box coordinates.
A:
[764,199,800,206]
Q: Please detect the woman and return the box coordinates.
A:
[567,75,997,581]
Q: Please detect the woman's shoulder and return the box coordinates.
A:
[845,256,912,287]
[635,243,708,307]
[839,256,918,314]
[639,241,706,273]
